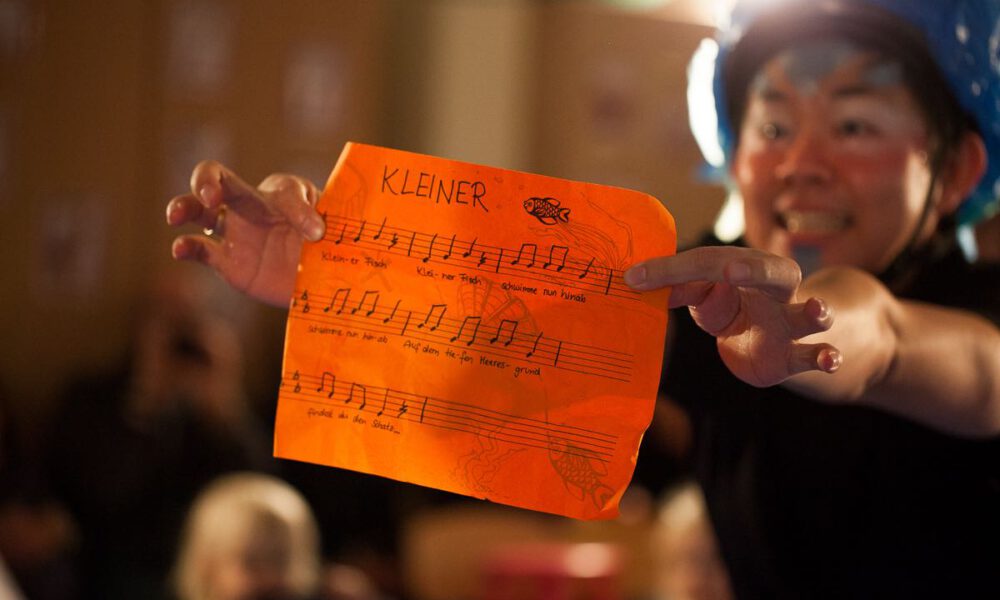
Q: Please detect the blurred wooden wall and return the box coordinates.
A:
[0,0,391,420]
[0,0,722,424]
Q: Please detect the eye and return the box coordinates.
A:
[836,118,876,137]
[760,121,789,140]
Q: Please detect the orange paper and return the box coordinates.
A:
[275,142,675,519]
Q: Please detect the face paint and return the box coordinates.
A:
[750,41,904,99]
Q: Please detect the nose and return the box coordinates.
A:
[773,124,831,185]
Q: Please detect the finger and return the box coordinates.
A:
[171,234,226,270]
[257,173,325,242]
[165,194,220,230]
[189,160,243,209]
[189,160,277,226]
[665,280,715,309]
[687,283,742,336]
[788,342,843,376]
[784,297,834,339]
[625,246,802,302]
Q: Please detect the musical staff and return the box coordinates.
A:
[283,370,619,462]
[319,214,642,301]
[291,287,634,382]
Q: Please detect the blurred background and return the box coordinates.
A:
[0,1,729,599]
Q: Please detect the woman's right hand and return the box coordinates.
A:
[165,160,326,307]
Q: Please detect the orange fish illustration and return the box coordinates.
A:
[523,197,570,225]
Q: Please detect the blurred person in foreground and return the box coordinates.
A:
[173,472,382,600]
[649,483,732,600]
[164,0,1000,596]
[173,472,321,600]
[46,263,273,600]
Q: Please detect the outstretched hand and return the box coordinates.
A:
[625,246,841,387]
[165,161,326,307]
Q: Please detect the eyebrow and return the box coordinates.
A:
[831,84,878,98]
[754,86,788,103]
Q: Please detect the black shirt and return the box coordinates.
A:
[662,232,1000,599]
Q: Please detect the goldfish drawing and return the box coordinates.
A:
[548,440,615,511]
[523,197,571,225]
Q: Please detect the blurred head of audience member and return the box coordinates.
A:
[127,262,252,428]
[650,483,733,600]
[173,473,321,600]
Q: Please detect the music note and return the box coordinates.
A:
[578,257,595,279]
[526,332,544,358]
[334,223,347,245]
[383,299,401,324]
[352,290,380,316]
[417,304,447,331]
[463,237,477,258]
[511,243,537,268]
[490,319,519,346]
[377,388,389,416]
[406,232,417,257]
[316,371,336,398]
[543,245,569,271]
[373,217,387,241]
[325,288,351,314]
[450,316,482,346]
[353,220,366,243]
[347,382,367,411]
[442,234,456,260]
[423,233,438,263]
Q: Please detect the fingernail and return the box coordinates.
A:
[199,184,217,206]
[304,217,325,242]
[624,265,647,287]
[814,298,830,320]
[728,261,752,282]
[165,201,180,224]
[171,237,187,260]
[822,348,842,373]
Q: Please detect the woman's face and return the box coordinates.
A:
[733,41,938,273]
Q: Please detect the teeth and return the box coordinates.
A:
[780,211,851,234]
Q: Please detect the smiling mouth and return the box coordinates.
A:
[777,211,853,235]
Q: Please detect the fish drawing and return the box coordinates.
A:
[523,197,571,225]
[548,440,615,510]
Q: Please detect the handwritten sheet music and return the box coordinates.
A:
[276,142,675,520]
